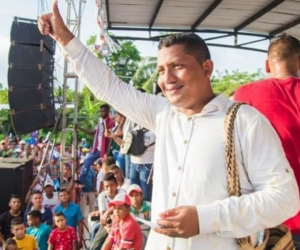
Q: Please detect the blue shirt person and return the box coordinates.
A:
[55,189,84,242]
[26,210,52,250]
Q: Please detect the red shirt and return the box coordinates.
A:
[101,116,115,158]
[109,214,143,250]
[235,77,300,234]
[48,226,77,250]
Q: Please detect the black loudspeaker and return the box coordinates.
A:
[0,158,33,214]
[8,17,56,135]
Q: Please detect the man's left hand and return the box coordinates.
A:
[154,206,199,238]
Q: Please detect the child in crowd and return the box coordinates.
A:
[102,193,142,250]
[48,212,77,250]
[11,217,37,250]
[128,184,151,248]
[4,238,18,250]
[97,157,115,193]
[26,210,52,250]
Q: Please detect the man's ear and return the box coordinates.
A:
[265,59,270,73]
[203,60,214,78]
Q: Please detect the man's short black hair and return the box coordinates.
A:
[10,194,21,201]
[102,156,115,166]
[58,188,69,194]
[158,33,211,64]
[11,217,24,227]
[108,164,119,171]
[268,33,300,61]
[27,210,42,221]
[103,172,117,183]
[32,190,42,195]
[54,211,65,218]
[100,104,110,111]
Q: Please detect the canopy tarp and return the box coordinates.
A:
[105,0,300,52]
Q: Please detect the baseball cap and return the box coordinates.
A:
[82,138,86,141]
[82,148,89,153]
[127,184,143,195]
[44,179,54,187]
[20,140,26,144]
[108,193,131,208]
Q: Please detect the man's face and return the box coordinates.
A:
[45,185,54,195]
[157,44,212,113]
[129,191,143,208]
[110,168,123,182]
[9,142,16,149]
[1,142,7,150]
[20,143,25,150]
[58,191,70,203]
[114,113,123,124]
[103,180,118,198]
[25,146,31,154]
[113,205,130,221]
[63,166,70,177]
[54,215,66,229]
[9,198,21,211]
[31,194,43,206]
[11,224,25,239]
[100,108,109,119]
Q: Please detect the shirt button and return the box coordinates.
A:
[187,117,192,121]
[167,248,172,250]
[286,168,289,173]
[183,140,188,144]
[172,192,176,197]
[178,166,181,170]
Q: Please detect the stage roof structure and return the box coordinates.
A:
[105,0,300,53]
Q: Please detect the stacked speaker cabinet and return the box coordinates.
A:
[0,158,33,214]
[8,17,56,135]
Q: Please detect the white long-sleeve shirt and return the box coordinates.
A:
[63,37,299,250]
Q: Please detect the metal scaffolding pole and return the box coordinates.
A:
[60,0,86,185]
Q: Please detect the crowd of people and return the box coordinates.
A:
[0,100,155,250]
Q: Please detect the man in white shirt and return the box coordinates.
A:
[38,3,300,249]
[42,179,60,214]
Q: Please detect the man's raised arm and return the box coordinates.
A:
[38,1,168,132]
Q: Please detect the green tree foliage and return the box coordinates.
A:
[86,35,141,83]
[133,57,158,93]
[211,69,266,96]
[0,83,8,104]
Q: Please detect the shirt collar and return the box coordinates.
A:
[31,206,45,213]
[171,93,229,116]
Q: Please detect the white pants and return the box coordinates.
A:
[80,192,95,216]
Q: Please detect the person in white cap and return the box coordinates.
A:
[18,140,26,155]
[102,193,143,250]
[42,179,60,214]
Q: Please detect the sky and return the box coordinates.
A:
[0,0,269,89]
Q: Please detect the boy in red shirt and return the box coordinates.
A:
[48,212,77,250]
[102,193,143,250]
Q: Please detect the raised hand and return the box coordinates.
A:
[38,0,74,46]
